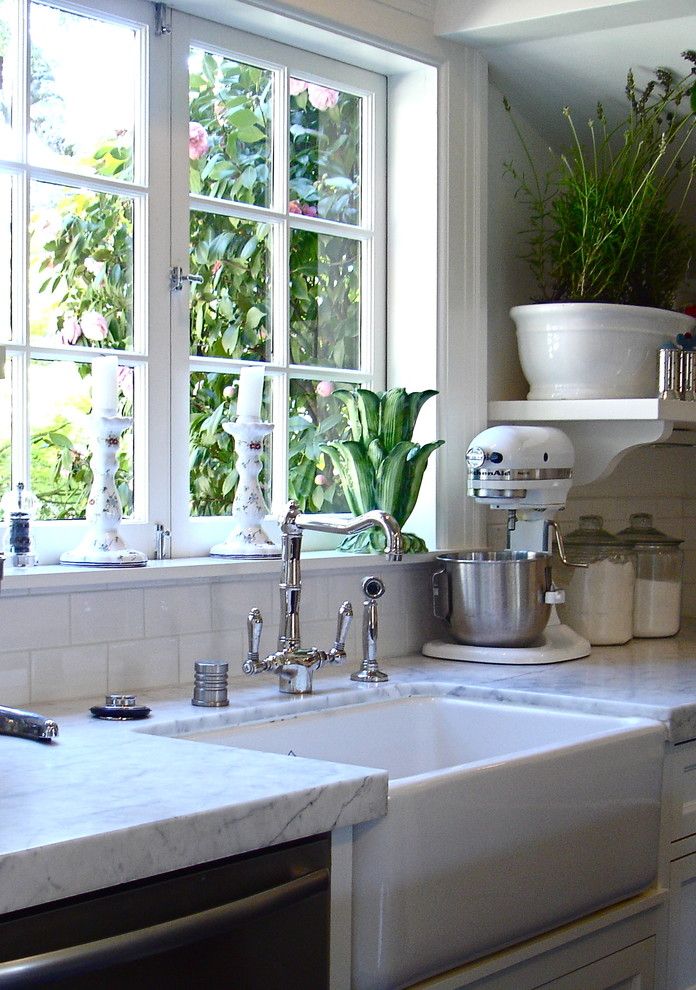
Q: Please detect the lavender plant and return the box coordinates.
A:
[504,51,696,309]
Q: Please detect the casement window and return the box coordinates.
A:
[0,0,386,561]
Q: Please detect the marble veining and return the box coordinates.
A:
[6,621,696,915]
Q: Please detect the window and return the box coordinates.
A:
[1,0,386,560]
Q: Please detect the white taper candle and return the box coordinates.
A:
[236,365,265,421]
[92,356,118,414]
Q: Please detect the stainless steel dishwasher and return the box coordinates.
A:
[0,834,330,988]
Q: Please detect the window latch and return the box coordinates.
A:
[169,266,204,292]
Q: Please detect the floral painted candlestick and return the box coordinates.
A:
[210,418,280,558]
[60,412,147,567]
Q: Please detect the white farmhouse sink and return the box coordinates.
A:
[174,694,665,990]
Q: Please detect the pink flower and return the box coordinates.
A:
[59,315,81,345]
[211,260,222,276]
[315,474,327,487]
[301,204,318,217]
[316,380,334,397]
[189,121,209,160]
[307,84,339,111]
[289,78,307,96]
[223,384,236,399]
[117,365,133,402]
[289,200,303,214]
[80,311,109,341]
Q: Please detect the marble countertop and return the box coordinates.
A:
[6,621,696,915]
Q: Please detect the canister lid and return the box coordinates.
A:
[616,513,682,547]
[563,515,627,548]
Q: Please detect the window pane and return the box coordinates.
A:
[289,80,361,225]
[290,229,360,369]
[28,3,138,180]
[189,47,272,207]
[0,174,11,340]
[288,378,350,513]
[189,211,271,360]
[189,370,271,517]
[29,181,134,349]
[0,0,18,154]
[29,359,134,521]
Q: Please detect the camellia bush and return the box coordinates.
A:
[31,51,362,519]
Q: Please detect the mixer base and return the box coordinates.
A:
[422,623,591,664]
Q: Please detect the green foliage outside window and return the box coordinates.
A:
[27,50,363,520]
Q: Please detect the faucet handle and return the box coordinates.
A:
[243,608,265,675]
[328,601,353,663]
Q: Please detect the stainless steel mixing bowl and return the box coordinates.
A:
[432,550,553,647]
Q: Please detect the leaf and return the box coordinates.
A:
[321,440,373,515]
[245,306,263,329]
[237,125,266,144]
[221,323,240,354]
[380,388,408,451]
[375,441,415,519]
[355,388,381,447]
[398,440,444,525]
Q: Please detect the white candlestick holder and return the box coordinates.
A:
[210,418,280,559]
[60,412,147,567]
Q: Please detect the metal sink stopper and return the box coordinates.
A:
[351,576,388,683]
[90,694,151,720]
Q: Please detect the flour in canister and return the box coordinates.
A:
[633,578,681,638]
[560,557,635,645]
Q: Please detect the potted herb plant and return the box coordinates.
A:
[504,51,696,400]
[321,386,443,553]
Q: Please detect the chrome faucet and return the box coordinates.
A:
[242,501,403,694]
[0,705,58,742]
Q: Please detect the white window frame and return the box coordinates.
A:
[1,0,487,571]
[2,0,171,564]
[168,12,387,556]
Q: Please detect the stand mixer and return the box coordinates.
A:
[423,424,591,664]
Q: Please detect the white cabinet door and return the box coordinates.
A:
[535,938,655,989]
[668,853,696,989]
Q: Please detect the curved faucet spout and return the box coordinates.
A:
[281,502,403,562]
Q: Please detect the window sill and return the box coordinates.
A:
[1,550,440,595]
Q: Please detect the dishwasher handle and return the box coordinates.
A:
[0,867,329,987]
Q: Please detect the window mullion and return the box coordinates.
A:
[14,0,30,492]
[269,66,289,512]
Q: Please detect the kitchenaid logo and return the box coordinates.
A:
[474,468,512,479]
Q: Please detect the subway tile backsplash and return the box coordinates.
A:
[0,560,440,707]
[3,443,693,708]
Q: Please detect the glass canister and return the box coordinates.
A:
[555,515,635,645]
[616,513,683,638]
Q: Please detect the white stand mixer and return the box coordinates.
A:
[423,424,591,664]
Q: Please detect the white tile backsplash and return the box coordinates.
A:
[107,636,179,693]
[0,594,70,652]
[31,644,108,704]
[144,585,212,638]
[0,560,436,706]
[71,588,145,645]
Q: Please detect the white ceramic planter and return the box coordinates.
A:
[511,303,696,400]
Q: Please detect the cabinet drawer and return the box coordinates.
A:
[671,741,696,842]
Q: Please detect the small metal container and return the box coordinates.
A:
[432,550,553,647]
[192,660,229,707]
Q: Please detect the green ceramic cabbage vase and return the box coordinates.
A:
[321,386,443,554]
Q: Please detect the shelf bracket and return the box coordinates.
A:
[560,420,674,487]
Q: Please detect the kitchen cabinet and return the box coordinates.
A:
[666,739,696,989]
